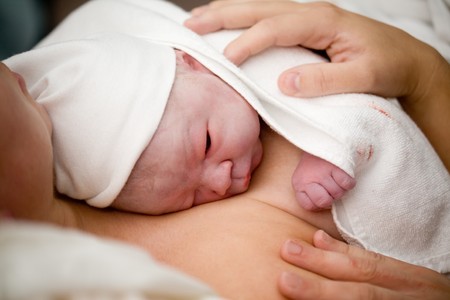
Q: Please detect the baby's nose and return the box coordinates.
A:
[202,160,233,196]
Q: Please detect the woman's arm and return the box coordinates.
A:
[402,53,450,171]
[184,0,450,171]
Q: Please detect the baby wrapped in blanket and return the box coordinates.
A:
[5,0,450,275]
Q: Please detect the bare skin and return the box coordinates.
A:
[57,125,341,299]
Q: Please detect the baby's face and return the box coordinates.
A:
[113,51,263,214]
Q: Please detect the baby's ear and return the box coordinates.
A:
[175,49,212,74]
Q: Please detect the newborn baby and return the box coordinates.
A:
[5,33,354,215]
[114,48,354,214]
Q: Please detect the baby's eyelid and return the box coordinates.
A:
[205,130,211,154]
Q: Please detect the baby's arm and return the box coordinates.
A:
[292,152,356,211]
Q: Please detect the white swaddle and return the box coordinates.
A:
[8,0,450,274]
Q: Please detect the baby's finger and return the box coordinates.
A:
[331,168,356,191]
[294,191,320,211]
[301,183,333,210]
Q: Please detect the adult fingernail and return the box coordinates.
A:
[286,240,302,255]
[318,230,332,243]
[224,49,242,65]
[281,272,302,291]
[282,72,301,93]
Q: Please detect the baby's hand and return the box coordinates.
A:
[292,152,355,211]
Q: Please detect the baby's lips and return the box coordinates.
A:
[243,172,251,188]
[231,171,252,194]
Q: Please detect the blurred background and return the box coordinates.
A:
[0,0,209,60]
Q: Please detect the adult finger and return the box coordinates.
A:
[277,60,375,97]
[280,234,450,299]
[185,1,324,35]
[278,271,405,300]
[223,12,339,65]
[185,1,300,35]
[280,238,422,290]
[191,0,283,14]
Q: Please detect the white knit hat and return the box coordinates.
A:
[5,33,176,207]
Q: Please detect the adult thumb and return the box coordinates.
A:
[278,62,368,98]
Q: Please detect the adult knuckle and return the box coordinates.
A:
[313,2,341,19]
[257,18,277,34]
[357,284,380,300]
[350,252,382,280]
[362,60,381,88]
[255,18,279,44]
[208,0,227,9]
[315,1,338,10]
[314,68,333,94]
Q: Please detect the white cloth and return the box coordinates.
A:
[4,32,176,208]
[0,221,220,299]
[9,0,450,274]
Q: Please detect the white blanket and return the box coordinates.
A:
[18,0,450,274]
[0,221,220,299]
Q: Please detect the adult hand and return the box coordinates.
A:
[278,230,450,299]
[184,1,435,100]
[185,0,450,171]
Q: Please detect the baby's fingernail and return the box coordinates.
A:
[281,72,301,93]
[286,240,302,255]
